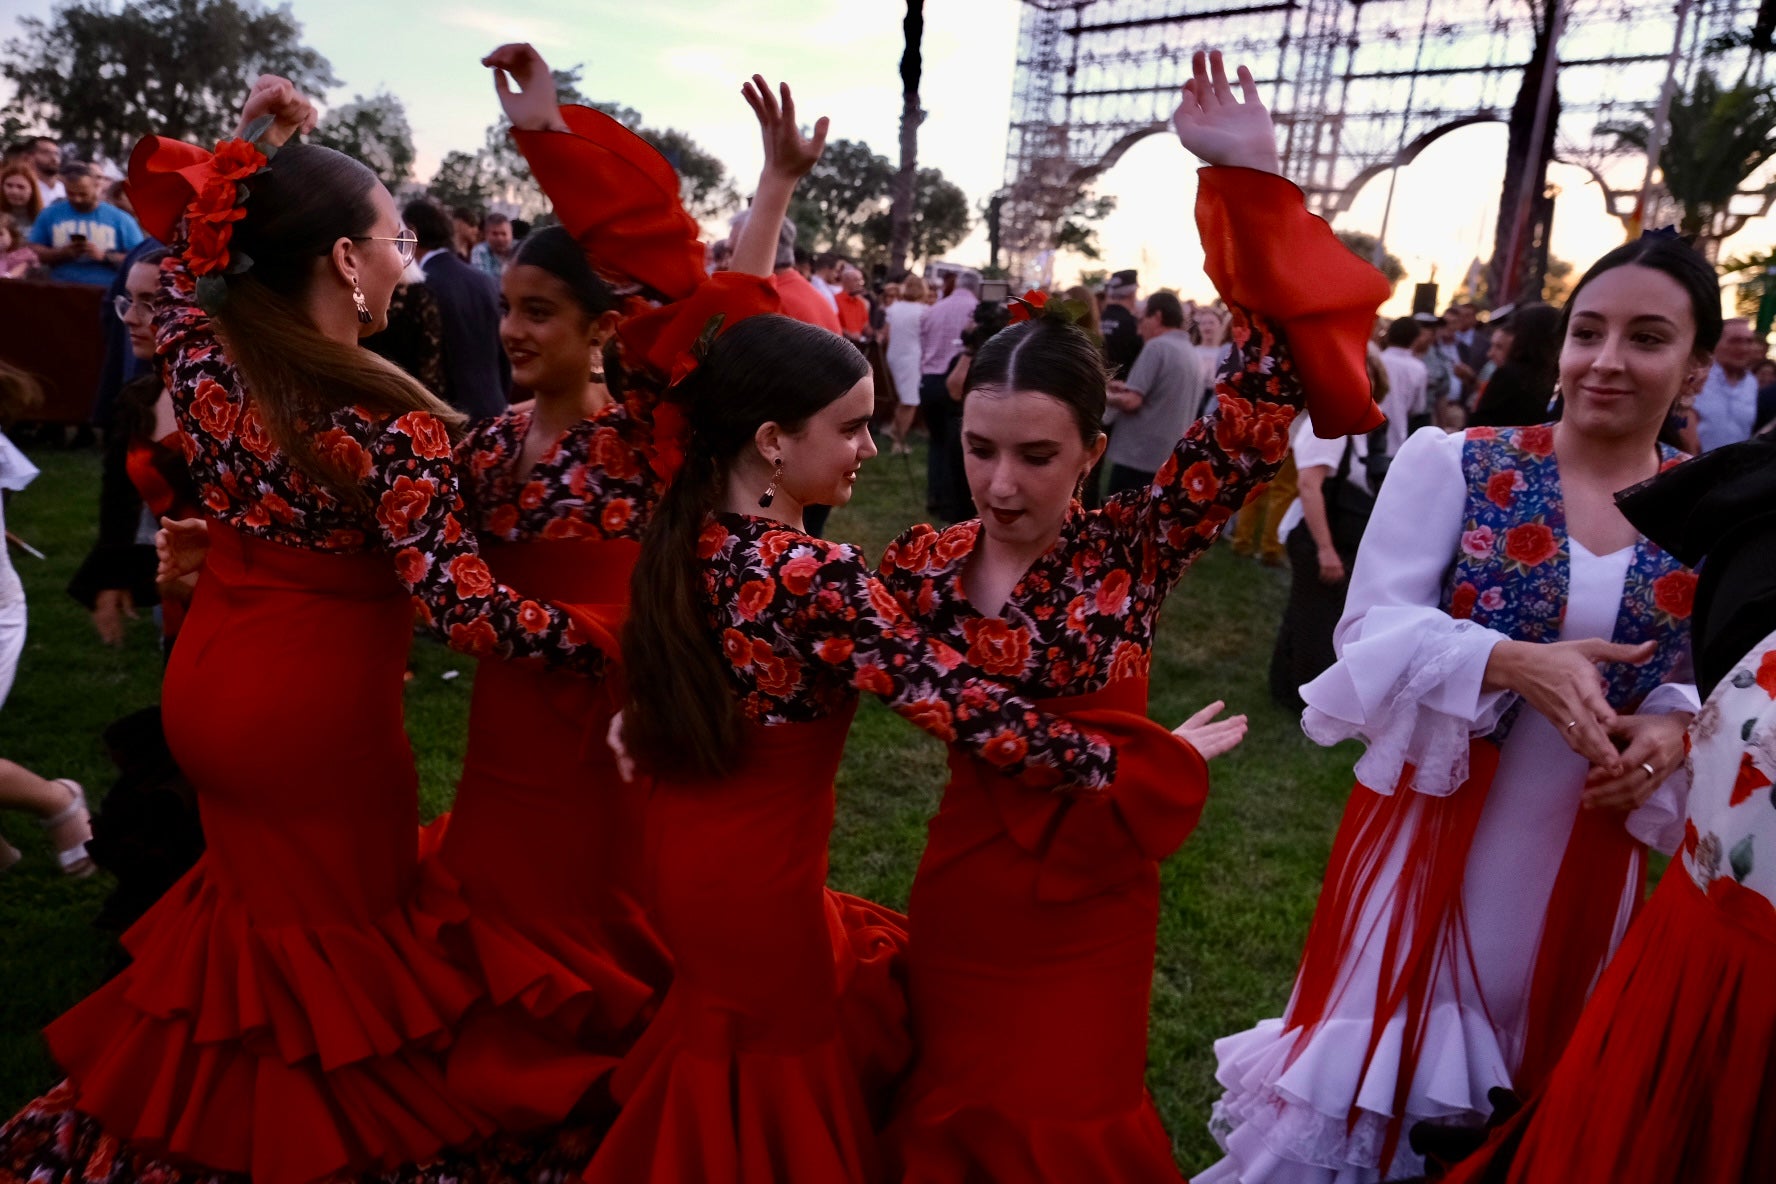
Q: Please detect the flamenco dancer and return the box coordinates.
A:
[0,78,615,1184]
[1438,428,1776,1184]
[418,45,818,1130]
[1203,233,1717,1183]
[600,294,1195,1180]
[69,246,203,650]
[876,50,1391,1182]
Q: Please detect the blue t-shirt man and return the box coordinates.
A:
[30,173,144,286]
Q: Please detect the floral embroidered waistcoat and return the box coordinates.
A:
[1439,425,1693,734]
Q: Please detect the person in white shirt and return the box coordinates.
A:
[28,138,64,207]
[1376,314,1428,456]
[808,250,842,312]
[1693,317,1762,452]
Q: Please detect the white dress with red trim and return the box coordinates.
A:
[1199,425,1698,1184]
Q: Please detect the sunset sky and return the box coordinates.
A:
[5,0,1770,315]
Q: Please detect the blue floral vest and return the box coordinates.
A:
[1438,426,1693,735]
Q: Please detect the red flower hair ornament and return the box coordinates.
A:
[138,114,276,313]
[1006,288,1090,328]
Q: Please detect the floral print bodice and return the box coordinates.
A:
[1442,425,1691,715]
[699,512,1117,793]
[457,396,663,544]
[878,306,1299,699]
[1682,626,1776,929]
[154,252,602,672]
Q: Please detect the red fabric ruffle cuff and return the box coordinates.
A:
[1196,167,1392,439]
[511,106,708,301]
[980,708,1208,903]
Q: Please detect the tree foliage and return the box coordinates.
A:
[310,91,415,189]
[1,0,338,162]
[1334,229,1406,289]
[862,166,969,264]
[792,138,895,255]
[1054,190,1117,260]
[1600,70,1776,241]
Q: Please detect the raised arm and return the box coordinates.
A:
[731,76,827,277]
[1102,49,1390,595]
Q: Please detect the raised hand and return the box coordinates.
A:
[1170,50,1281,175]
[742,75,828,181]
[234,75,317,148]
[482,43,569,133]
[1172,700,1249,760]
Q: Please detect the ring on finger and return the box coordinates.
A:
[1565,720,1580,732]
[1640,761,1657,780]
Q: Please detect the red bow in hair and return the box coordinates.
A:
[128,116,277,310]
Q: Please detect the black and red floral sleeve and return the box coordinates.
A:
[1095,164,1391,599]
[153,248,604,674]
[1095,307,1303,598]
[363,412,606,672]
[705,514,1116,793]
[455,393,665,544]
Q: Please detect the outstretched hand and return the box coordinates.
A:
[234,75,317,148]
[1173,700,1249,761]
[1171,50,1281,175]
[742,75,827,181]
[483,43,570,132]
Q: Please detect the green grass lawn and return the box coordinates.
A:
[0,442,1359,1171]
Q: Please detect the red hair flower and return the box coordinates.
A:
[1007,289,1049,324]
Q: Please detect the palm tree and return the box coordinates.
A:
[1601,70,1776,249]
[887,1,925,276]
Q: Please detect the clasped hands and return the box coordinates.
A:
[1483,637,1692,812]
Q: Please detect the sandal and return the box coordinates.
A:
[39,779,95,878]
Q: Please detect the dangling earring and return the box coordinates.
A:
[352,281,372,325]
[758,458,783,508]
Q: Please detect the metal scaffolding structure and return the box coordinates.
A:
[999,0,1768,283]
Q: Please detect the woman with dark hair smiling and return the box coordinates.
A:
[876,51,1391,1182]
[0,76,614,1184]
[416,44,816,1136]
[1203,232,1716,1184]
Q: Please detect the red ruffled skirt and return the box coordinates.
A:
[418,537,672,1130]
[1445,866,1776,1184]
[582,709,910,1184]
[885,679,1209,1182]
[27,524,492,1184]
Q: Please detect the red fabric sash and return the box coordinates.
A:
[1285,737,1641,1167]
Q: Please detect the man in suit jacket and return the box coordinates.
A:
[404,199,508,419]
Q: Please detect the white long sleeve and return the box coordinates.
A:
[1302,426,1512,796]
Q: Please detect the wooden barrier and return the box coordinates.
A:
[0,279,106,424]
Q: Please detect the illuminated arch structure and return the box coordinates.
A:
[999,0,1768,289]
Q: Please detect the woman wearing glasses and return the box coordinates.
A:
[68,248,202,649]
[0,81,616,1184]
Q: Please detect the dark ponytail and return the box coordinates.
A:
[621,315,869,778]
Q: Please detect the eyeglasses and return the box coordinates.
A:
[354,225,418,265]
[113,294,152,322]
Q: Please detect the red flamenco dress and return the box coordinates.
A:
[416,104,780,1131]
[0,138,609,1184]
[876,167,1389,1182]
[582,515,1125,1184]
